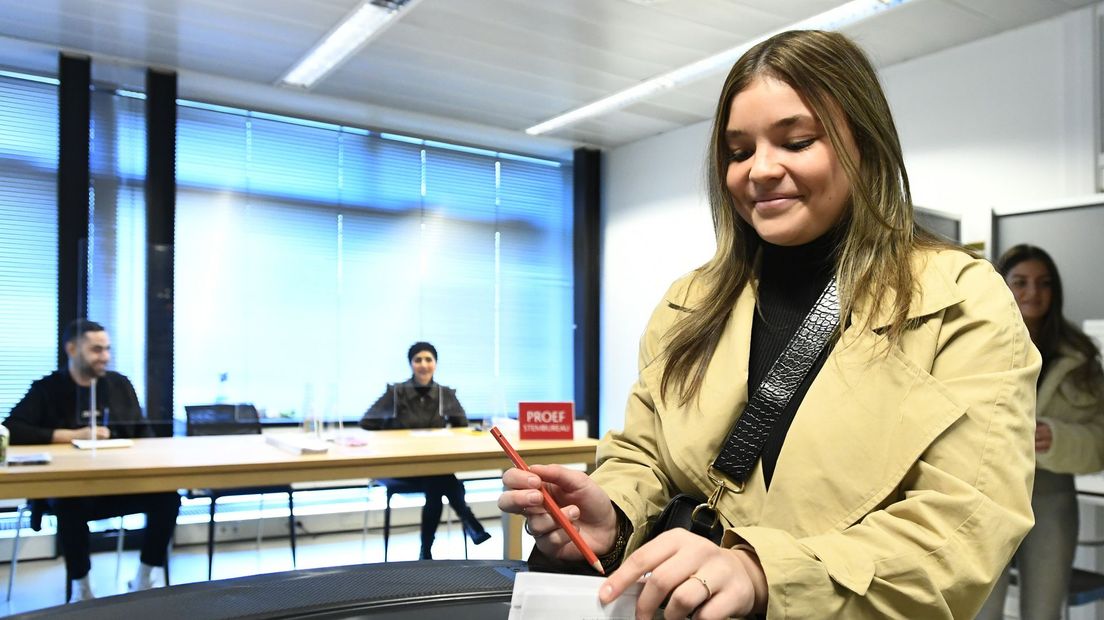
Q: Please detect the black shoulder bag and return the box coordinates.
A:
[644,278,840,544]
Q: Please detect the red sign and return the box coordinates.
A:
[518,402,575,440]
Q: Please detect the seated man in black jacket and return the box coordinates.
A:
[3,319,180,602]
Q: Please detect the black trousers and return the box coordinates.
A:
[48,492,181,580]
[380,475,475,548]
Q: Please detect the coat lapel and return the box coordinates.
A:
[758,251,970,534]
[641,283,760,509]
[1036,348,1081,412]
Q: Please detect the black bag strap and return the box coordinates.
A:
[711,277,840,483]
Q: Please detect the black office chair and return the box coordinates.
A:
[184,404,296,580]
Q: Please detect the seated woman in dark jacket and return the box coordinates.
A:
[359,341,490,559]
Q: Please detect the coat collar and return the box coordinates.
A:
[852,250,965,330]
[679,250,966,333]
[1036,345,1086,409]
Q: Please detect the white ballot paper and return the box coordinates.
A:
[508,571,643,620]
[264,434,329,455]
[409,429,454,437]
[71,438,134,450]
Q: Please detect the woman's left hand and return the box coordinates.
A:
[599,529,768,620]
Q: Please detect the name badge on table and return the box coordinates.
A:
[518,402,574,440]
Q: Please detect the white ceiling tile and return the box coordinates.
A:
[0,0,1090,148]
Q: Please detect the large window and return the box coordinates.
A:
[174,104,573,421]
[0,72,59,416]
[89,88,147,400]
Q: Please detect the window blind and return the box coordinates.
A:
[0,74,59,416]
[174,104,573,421]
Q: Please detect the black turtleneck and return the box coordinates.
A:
[748,232,837,488]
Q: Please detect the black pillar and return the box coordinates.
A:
[145,69,177,436]
[573,148,601,439]
[56,54,91,368]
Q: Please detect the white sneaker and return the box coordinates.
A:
[69,584,94,603]
[127,576,155,592]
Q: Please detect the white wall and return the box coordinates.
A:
[599,121,714,435]
[880,5,1097,246]
[599,4,1099,434]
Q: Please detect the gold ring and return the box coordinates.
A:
[690,573,712,599]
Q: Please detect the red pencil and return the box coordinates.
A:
[490,426,604,574]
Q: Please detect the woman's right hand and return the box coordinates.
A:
[498,464,619,561]
[1035,421,1053,453]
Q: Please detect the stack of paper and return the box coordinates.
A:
[410,429,453,437]
[72,438,134,450]
[7,453,52,466]
[264,434,329,455]
[508,572,641,620]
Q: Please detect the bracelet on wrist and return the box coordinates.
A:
[597,509,632,572]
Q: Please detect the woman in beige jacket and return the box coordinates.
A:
[978,245,1104,620]
[499,30,1040,619]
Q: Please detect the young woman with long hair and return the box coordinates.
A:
[499,30,1040,619]
[977,245,1104,619]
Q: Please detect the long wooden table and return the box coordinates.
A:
[0,428,599,560]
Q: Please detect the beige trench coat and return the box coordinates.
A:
[1036,346,1104,474]
[593,249,1041,619]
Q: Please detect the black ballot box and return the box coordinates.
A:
[12,560,526,619]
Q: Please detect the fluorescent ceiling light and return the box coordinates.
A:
[279,0,422,89]
[526,0,912,136]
